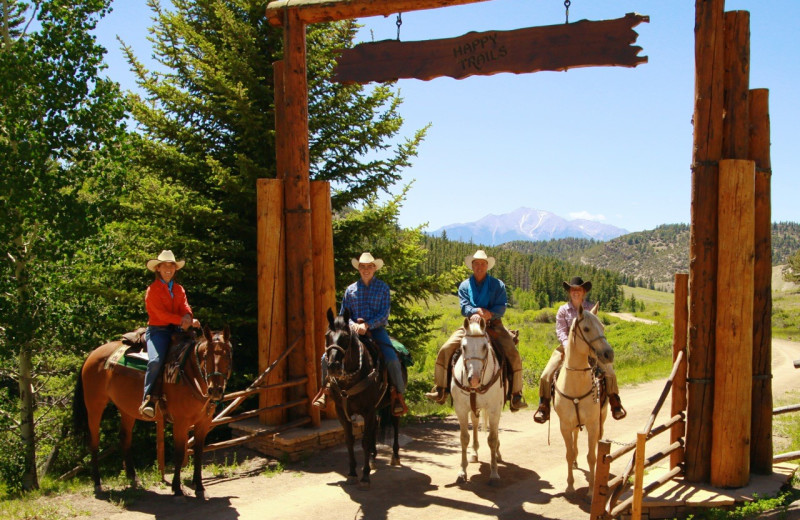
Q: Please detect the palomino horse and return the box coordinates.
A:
[73,326,232,498]
[451,317,504,485]
[324,308,403,489]
[553,303,612,492]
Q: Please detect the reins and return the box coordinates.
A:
[552,314,601,431]
[184,333,231,406]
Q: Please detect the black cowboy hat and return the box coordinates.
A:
[562,276,592,292]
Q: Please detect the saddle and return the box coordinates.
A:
[551,363,608,408]
[106,327,195,385]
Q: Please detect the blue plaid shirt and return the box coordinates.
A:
[340,277,391,330]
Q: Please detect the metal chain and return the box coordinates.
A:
[396,12,402,41]
[564,0,571,24]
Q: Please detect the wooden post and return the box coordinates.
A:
[686,0,725,484]
[671,273,689,470]
[749,88,772,474]
[631,432,647,520]
[590,440,613,520]
[310,181,337,418]
[711,159,755,488]
[281,9,320,426]
[721,11,750,160]
[274,60,287,181]
[257,179,288,425]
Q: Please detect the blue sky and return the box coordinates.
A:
[94,0,799,234]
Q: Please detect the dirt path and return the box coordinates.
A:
[70,341,800,520]
[607,312,658,325]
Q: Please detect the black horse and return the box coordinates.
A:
[324,308,403,489]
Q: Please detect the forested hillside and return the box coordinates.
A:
[498,222,800,284]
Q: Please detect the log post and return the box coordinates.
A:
[686,0,725,483]
[590,440,613,520]
[711,159,755,488]
[671,273,689,470]
[281,8,319,426]
[749,88,772,474]
[257,179,287,425]
[721,11,750,160]
[631,432,647,520]
[310,181,337,418]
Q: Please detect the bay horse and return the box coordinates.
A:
[553,303,611,492]
[451,317,504,485]
[72,325,232,498]
[324,308,402,489]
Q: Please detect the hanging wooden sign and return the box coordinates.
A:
[333,12,648,84]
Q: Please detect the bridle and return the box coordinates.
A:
[554,313,604,430]
[452,330,503,417]
[191,332,232,405]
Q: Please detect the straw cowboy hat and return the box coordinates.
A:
[464,250,495,270]
[351,252,384,270]
[146,250,186,272]
[562,276,592,292]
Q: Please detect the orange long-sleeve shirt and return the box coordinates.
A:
[145,279,193,326]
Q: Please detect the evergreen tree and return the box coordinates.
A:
[0,0,127,490]
[89,1,426,375]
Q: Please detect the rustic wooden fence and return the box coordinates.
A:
[772,360,800,464]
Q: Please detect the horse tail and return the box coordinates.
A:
[72,361,89,445]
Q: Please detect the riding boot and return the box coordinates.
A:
[609,393,627,420]
[139,395,156,419]
[533,397,550,424]
[312,386,329,409]
[391,388,408,416]
[510,392,528,412]
[424,385,447,405]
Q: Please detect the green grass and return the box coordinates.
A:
[773,290,800,341]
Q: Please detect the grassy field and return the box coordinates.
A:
[405,283,800,415]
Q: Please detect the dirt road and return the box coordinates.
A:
[73,340,800,520]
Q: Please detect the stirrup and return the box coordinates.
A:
[312,387,328,409]
[139,397,156,419]
[533,401,550,424]
[510,393,528,412]
[425,386,446,404]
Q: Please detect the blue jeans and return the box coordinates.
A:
[321,326,405,394]
[143,325,173,400]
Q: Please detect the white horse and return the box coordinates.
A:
[553,303,612,492]
[451,317,504,485]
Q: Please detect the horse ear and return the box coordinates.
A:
[203,325,212,342]
[463,317,471,330]
[327,308,335,329]
[223,324,231,344]
[590,302,600,315]
[343,307,351,323]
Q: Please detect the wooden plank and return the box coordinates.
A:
[711,159,755,488]
[266,0,493,27]
[333,13,648,84]
[631,432,646,520]
[310,181,337,418]
[686,0,725,484]
[671,273,688,469]
[590,440,613,520]
[750,88,772,474]
[722,11,750,159]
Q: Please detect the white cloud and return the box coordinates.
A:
[569,211,607,222]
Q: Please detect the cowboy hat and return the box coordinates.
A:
[464,250,495,270]
[351,252,384,270]
[562,276,592,292]
[146,250,186,272]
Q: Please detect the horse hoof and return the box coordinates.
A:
[195,490,207,501]
[572,461,578,469]
[488,477,501,487]
[456,474,467,484]
[346,476,358,485]
[94,484,103,495]
[470,455,478,463]
[390,456,401,466]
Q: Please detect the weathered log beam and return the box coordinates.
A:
[266,0,493,27]
[333,13,648,84]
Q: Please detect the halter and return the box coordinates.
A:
[191,332,232,405]
[553,313,603,430]
[572,313,609,360]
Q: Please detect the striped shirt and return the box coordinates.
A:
[340,277,390,330]
[555,300,595,345]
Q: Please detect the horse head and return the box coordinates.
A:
[460,316,490,389]
[198,325,233,401]
[324,308,359,378]
[572,303,614,364]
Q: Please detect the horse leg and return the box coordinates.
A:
[456,411,470,484]
[470,410,480,463]
[359,413,376,489]
[338,410,358,484]
[118,412,139,488]
[560,424,577,492]
[572,429,580,469]
[586,424,599,491]
[390,414,401,466]
[86,405,104,493]
[170,420,188,498]
[192,421,210,500]
[487,409,501,486]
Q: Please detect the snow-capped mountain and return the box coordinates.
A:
[431,207,628,245]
